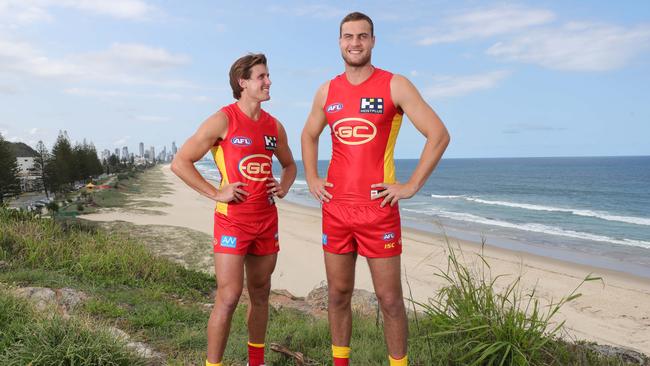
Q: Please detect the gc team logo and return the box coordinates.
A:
[332,118,377,145]
[238,154,272,181]
[326,102,344,113]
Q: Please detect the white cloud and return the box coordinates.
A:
[487,22,650,71]
[29,127,39,135]
[424,70,509,98]
[0,36,82,78]
[0,37,193,87]
[0,0,52,27]
[0,0,158,26]
[113,136,131,146]
[416,5,554,45]
[57,0,158,21]
[80,43,190,72]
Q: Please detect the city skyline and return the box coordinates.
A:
[0,1,649,158]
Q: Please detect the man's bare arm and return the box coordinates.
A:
[267,120,297,198]
[171,111,249,202]
[300,81,334,202]
[372,74,450,207]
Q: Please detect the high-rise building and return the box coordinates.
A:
[171,141,177,155]
[114,148,120,159]
[122,146,129,160]
[150,146,155,162]
[139,142,144,158]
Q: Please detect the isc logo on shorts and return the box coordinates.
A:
[383,232,395,241]
[332,118,377,145]
[239,154,272,181]
[220,235,237,248]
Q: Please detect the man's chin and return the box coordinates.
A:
[342,56,371,68]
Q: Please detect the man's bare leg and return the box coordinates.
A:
[207,253,245,364]
[324,252,357,346]
[367,255,407,359]
[245,253,278,343]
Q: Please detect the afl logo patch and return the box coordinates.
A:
[238,154,272,181]
[332,118,377,145]
[326,103,344,113]
[231,136,252,146]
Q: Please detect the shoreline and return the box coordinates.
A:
[81,164,650,354]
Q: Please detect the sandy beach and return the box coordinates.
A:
[82,165,650,355]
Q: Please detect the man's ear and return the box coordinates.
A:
[238,78,247,90]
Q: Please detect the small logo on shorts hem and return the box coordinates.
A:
[220,235,237,248]
[322,234,328,245]
[383,232,395,241]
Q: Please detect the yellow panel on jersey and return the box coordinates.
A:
[383,113,403,184]
[211,145,229,216]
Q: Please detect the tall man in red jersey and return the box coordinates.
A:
[172,54,296,366]
[301,12,450,366]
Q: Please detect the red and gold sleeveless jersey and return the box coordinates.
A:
[210,102,278,216]
[323,68,403,204]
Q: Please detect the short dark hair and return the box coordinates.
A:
[339,12,374,37]
[229,53,267,100]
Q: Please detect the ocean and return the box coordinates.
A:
[195,156,650,278]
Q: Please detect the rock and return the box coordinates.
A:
[13,287,56,311]
[306,283,379,317]
[586,344,649,365]
[0,260,8,270]
[12,286,87,318]
[127,341,164,361]
[106,326,164,362]
[106,326,130,341]
[269,289,315,316]
[56,287,88,315]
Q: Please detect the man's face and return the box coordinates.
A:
[339,20,375,67]
[240,64,271,102]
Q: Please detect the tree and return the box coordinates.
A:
[49,131,74,192]
[0,134,21,204]
[34,140,51,198]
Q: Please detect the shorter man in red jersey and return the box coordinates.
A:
[301,12,450,366]
[172,54,296,366]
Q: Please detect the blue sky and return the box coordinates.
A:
[0,0,649,159]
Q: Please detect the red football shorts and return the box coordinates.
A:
[322,202,402,258]
[213,207,279,256]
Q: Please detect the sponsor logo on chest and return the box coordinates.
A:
[264,135,277,150]
[360,97,384,114]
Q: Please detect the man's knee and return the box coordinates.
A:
[328,284,354,309]
[248,280,271,307]
[376,291,405,318]
[215,286,243,313]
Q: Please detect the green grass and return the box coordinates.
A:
[0,289,146,365]
[0,206,642,365]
